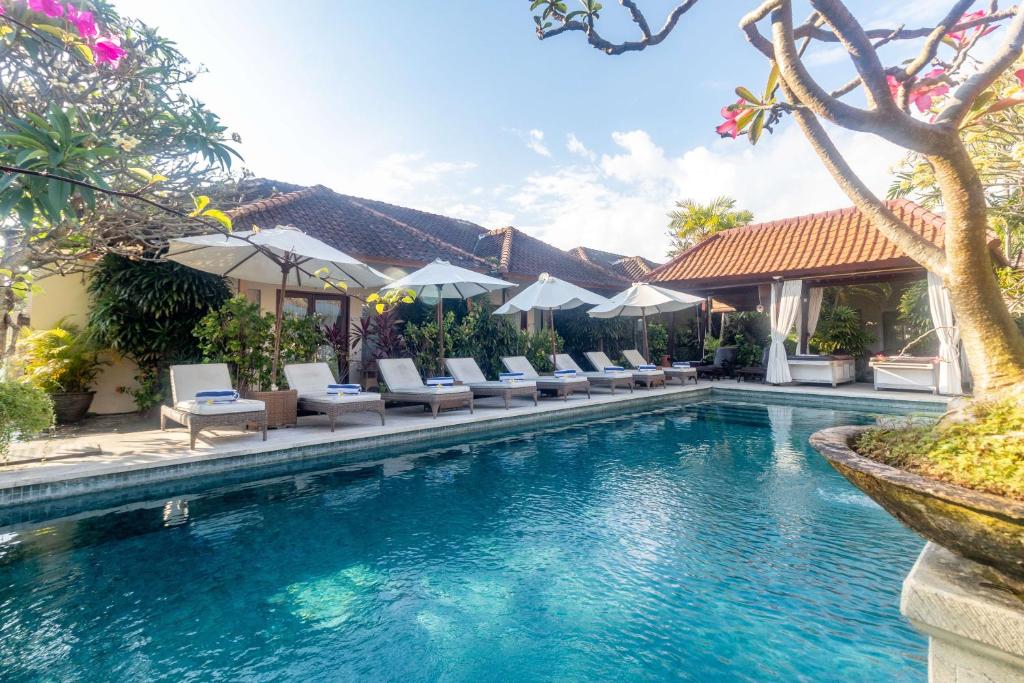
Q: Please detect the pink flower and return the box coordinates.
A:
[947,10,998,45]
[1014,69,1024,88]
[66,5,98,38]
[715,99,748,139]
[95,36,126,65]
[27,0,65,17]
[888,69,949,113]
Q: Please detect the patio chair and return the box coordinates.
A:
[445,358,539,409]
[160,363,268,449]
[735,348,770,383]
[377,358,474,418]
[283,363,385,431]
[500,356,590,400]
[585,350,665,389]
[623,349,696,385]
[553,354,634,394]
[694,346,738,380]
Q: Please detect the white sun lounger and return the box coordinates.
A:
[622,349,696,384]
[587,350,666,389]
[500,356,590,400]
[445,358,538,409]
[554,354,634,394]
[160,363,267,449]
[283,363,386,430]
[377,358,473,418]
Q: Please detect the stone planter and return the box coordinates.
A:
[50,391,95,424]
[810,425,1024,591]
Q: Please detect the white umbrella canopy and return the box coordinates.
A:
[380,259,516,369]
[167,225,392,387]
[166,225,391,290]
[588,283,703,361]
[493,273,607,315]
[494,273,608,363]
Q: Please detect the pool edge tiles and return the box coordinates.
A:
[0,383,948,509]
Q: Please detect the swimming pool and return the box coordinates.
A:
[0,400,926,681]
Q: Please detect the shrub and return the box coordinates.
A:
[647,321,669,361]
[554,307,632,359]
[811,305,875,356]
[450,303,525,378]
[16,321,107,393]
[0,381,53,457]
[855,400,1024,501]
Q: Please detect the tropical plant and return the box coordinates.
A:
[86,254,230,410]
[527,1,1024,402]
[522,328,559,373]
[15,321,106,393]
[666,196,754,255]
[321,318,350,381]
[0,380,53,458]
[647,320,669,361]
[810,306,875,356]
[553,307,633,359]
[449,303,527,378]
[0,1,241,364]
[193,297,274,393]
[279,314,324,377]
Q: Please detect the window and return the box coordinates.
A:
[278,291,348,329]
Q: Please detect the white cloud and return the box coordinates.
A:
[566,133,595,160]
[525,129,551,157]
[502,124,905,261]
[336,152,476,202]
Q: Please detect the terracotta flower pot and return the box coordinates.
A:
[811,425,1024,591]
[50,391,95,424]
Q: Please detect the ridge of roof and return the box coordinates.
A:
[226,184,320,221]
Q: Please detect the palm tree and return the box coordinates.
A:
[666,196,754,256]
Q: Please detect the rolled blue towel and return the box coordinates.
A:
[638,364,657,371]
[553,369,576,377]
[672,362,691,368]
[195,389,238,403]
[426,376,454,387]
[604,366,625,373]
[499,372,524,382]
[327,383,361,395]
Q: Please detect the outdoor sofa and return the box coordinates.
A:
[586,351,666,389]
[553,354,634,394]
[283,362,385,430]
[500,356,591,400]
[445,358,539,409]
[160,363,267,449]
[622,349,696,384]
[377,358,474,418]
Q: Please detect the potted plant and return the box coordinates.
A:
[16,321,107,424]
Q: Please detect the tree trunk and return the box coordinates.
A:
[0,288,14,367]
[929,142,1024,397]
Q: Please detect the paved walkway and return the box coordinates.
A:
[1,381,949,506]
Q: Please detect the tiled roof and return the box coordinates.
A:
[227,185,490,270]
[477,227,629,289]
[649,199,950,286]
[349,196,488,255]
[569,246,660,281]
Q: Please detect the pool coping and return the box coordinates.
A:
[0,383,949,509]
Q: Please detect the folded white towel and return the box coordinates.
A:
[426,377,454,386]
[672,362,691,368]
[638,364,657,370]
[553,369,577,377]
[604,366,625,373]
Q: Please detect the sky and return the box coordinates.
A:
[113,0,958,261]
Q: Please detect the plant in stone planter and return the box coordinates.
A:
[15,321,107,424]
[194,297,274,393]
[0,380,54,458]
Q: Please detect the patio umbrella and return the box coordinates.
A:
[167,225,391,386]
[494,272,608,364]
[380,259,515,369]
[588,283,703,361]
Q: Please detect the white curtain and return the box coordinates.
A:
[767,280,803,384]
[927,271,963,395]
[796,286,824,354]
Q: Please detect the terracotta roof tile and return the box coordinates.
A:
[569,246,660,281]
[649,200,950,286]
[476,227,629,289]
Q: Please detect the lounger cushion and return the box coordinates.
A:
[554,354,585,373]
[622,349,648,368]
[501,356,540,379]
[445,358,488,384]
[174,398,266,416]
[169,363,235,405]
[465,380,537,389]
[377,358,428,392]
[284,362,338,395]
[423,385,472,395]
[298,392,382,404]
[543,376,588,385]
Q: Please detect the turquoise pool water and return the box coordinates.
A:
[0,400,927,681]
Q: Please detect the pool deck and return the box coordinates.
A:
[0,380,950,507]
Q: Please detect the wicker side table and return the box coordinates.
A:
[243,389,298,428]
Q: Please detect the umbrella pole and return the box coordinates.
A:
[271,267,288,390]
[549,309,556,367]
[437,298,444,374]
[642,310,650,362]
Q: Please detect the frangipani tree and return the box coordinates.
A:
[528,0,1024,400]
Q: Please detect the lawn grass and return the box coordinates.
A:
[854,399,1024,502]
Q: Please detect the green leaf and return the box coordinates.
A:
[764,64,780,100]
[31,23,74,43]
[73,42,95,65]
[201,209,232,231]
[748,110,766,144]
[735,86,761,105]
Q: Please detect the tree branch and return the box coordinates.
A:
[936,4,1024,126]
[777,81,948,274]
[900,0,974,81]
[808,0,895,111]
[539,0,699,55]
